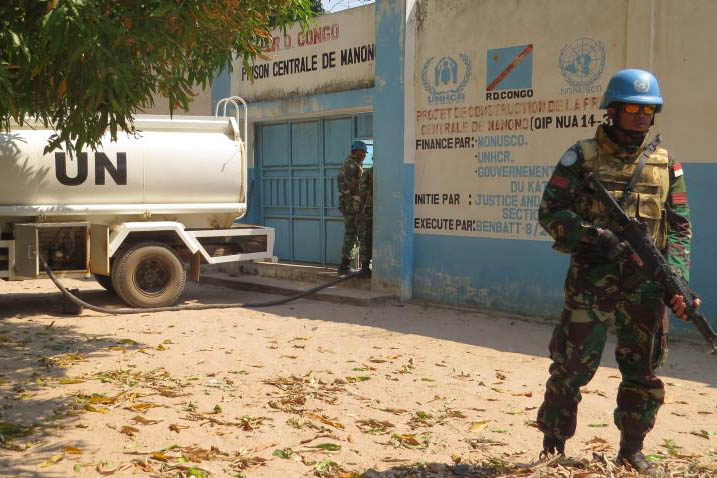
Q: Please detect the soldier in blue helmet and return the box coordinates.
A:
[358,157,374,276]
[537,69,699,477]
[337,140,367,274]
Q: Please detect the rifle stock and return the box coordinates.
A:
[584,172,717,355]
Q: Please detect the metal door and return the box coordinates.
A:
[257,115,371,265]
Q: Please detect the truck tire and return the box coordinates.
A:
[93,274,115,293]
[111,242,186,308]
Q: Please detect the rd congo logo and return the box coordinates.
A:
[559,38,605,94]
[422,54,472,104]
[485,44,534,101]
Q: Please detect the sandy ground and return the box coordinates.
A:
[0,277,715,478]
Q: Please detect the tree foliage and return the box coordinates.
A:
[0,0,314,153]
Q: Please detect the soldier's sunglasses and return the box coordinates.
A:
[623,103,656,115]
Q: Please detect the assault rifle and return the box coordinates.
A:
[584,172,717,354]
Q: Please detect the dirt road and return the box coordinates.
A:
[1,278,715,477]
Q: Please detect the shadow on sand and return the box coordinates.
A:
[0,285,147,477]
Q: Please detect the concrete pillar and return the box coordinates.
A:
[373,0,416,300]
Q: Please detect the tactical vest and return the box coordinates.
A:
[575,138,670,250]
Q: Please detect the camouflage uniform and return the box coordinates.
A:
[359,167,373,265]
[537,125,692,444]
[337,153,363,260]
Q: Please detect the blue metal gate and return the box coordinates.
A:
[257,114,372,265]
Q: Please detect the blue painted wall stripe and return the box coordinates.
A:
[210,69,231,115]
[373,0,414,296]
[412,162,717,338]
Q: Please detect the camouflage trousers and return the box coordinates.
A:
[537,286,667,442]
[359,207,372,264]
[341,210,360,260]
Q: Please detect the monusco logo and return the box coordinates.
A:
[422,54,472,104]
[558,38,605,95]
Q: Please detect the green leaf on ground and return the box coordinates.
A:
[311,443,341,451]
[273,448,293,459]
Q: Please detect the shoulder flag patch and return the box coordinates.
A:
[673,163,683,177]
[672,192,687,205]
[550,175,569,188]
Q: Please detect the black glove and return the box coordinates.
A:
[594,228,637,263]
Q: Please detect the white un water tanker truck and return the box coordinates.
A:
[0,97,274,308]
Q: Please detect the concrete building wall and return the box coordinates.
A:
[230,5,375,102]
[403,0,717,335]
[142,85,213,116]
[213,5,375,171]
[212,6,375,253]
[206,0,717,338]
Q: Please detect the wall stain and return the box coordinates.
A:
[414,271,564,318]
[239,79,375,104]
[416,0,427,32]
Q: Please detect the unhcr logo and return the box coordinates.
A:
[421,54,472,104]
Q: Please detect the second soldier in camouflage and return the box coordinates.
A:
[337,141,367,274]
[358,161,373,276]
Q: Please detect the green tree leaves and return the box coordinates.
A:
[0,0,314,154]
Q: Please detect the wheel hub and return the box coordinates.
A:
[134,259,169,294]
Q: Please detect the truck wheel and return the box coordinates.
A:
[93,274,115,293]
[111,243,186,308]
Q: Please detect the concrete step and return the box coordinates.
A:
[201,271,394,306]
[213,260,374,290]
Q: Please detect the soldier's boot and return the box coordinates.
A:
[360,261,371,277]
[541,435,565,458]
[337,258,351,275]
[617,438,663,477]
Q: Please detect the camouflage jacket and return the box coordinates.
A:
[360,167,373,213]
[337,154,363,213]
[539,125,692,282]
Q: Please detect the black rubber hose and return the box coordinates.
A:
[40,256,364,315]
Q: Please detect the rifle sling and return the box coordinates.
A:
[618,135,661,209]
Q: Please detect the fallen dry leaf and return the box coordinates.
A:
[131,415,160,425]
[132,459,153,472]
[690,429,713,439]
[304,412,345,430]
[124,402,162,412]
[121,425,139,437]
[511,391,533,397]
[469,420,491,433]
[356,418,394,434]
[150,452,170,462]
[39,453,63,468]
[169,423,189,433]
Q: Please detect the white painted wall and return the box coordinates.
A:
[413,0,717,242]
[231,5,375,102]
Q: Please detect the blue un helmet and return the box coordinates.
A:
[351,140,368,152]
[599,69,663,112]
